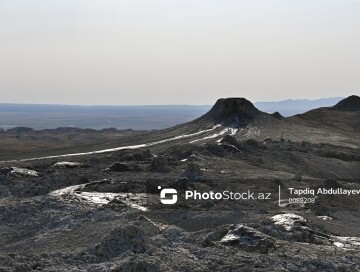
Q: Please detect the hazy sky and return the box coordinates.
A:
[0,0,359,105]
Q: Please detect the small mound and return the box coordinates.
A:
[332,95,360,111]
[6,127,34,134]
[271,111,283,119]
[106,162,132,172]
[0,185,12,199]
[323,178,339,189]
[220,224,275,254]
[4,167,39,177]
[220,135,239,147]
[147,156,170,173]
[181,163,203,181]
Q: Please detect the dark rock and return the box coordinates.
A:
[147,156,170,172]
[181,163,203,181]
[0,185,12,199]
[131,164,142,172]
[89,224,147,260]
[293,172,303,182]
[106,162,132,172]
[222,143,241,153]
[203,226,229,246]
[0,168,11,175]
[113,255,165,272]
[106,198,129,210]
[163,155,179,166]
[142,149,155,161]
[202,144,225,157]
[163,144,195,160]
[244,139,260,148]
[123,224,145,239]
[79,176,89,184]
[186,153,203,162]
[323,179,340,189]
[171,178,189,190]
[220,135,240,148]
[129,149,155,161]
[146,180,162,194]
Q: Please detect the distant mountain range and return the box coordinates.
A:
[0,97,345,130]
[254,97,344,116]
[0,95,358,161]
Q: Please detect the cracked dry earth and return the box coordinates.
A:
[1,137,359,272]
[0,97,359,271]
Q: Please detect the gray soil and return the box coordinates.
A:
[0,96,359,271]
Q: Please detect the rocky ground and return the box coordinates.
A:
[0,96,359,271]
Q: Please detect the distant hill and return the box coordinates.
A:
[0,97,345,130]
[332,95,360,111]
[292,95,360,132]
[254,97,344,116]
[0,104,211,130]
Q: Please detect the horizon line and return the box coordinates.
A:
[0,96,346,107]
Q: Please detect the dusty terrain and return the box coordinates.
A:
[0,96,359,271]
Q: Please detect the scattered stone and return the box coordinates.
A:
[186,153,203,162]
[244,139,260,148]
[152,235,170,248]
[181,163,203,181]
[323,178,340,189]
[317,216,333,221]
[8,167,39,177]
[331,236,360,249]
[89,223,147,261]
[147,156,170,172]
[129,149,155,161]
[123,224,145,239]
[106,162,132,172]
[0,168,11,175]
[293,172,303,182]
[203,144,226,157]
[142,149,155,161]
[52,161,82,168]
[220,224,275,253]
[113,255,165,272]
[0,185,12,199]
[171,178,189,190]
[203,226,229,246]
[270,213,306,231]
[220,135,240,148]
[163,155,179,166]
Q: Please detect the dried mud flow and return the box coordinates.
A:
[0,96,359,271]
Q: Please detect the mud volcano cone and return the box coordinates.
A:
[203,98,262,126]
